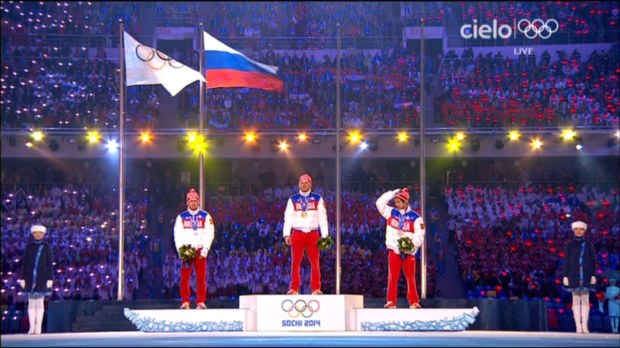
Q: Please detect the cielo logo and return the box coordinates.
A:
[460,18,559,40]
[281,299,320,318]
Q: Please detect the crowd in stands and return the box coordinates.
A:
[0,1,141,37]
[436,47,619,128]
[444,160,619,306]
[1,48,161,129]
[155,2,400,38]
[1,2,618,130]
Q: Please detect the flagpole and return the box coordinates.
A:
[117,20,126,301]
[198,23,205,208]
[419,17,427,299]
[335,23,342,295]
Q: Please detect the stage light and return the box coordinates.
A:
[278,141,289,152]
[455,132,466,141]
[470,136,480,152]
[244,132,257,143]
[297,133,308,142]
[561,129,576,141]
[447,137,461,153]
[139,132,152,143]
[48,139,59,152]
[508,131,520,141]
[185,131,198,144]
[31,130,44,142]
[574,137,583,150]
[348,131,362,144]
[87,131,100,143]
[397,132,409,142]
[530,138,543,150]
[105,139,119,152]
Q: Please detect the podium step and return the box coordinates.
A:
[356,307,480,331]
[240,294,364,332]
[124,308,246,332]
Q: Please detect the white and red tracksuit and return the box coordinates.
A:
[283,191,329,293]
[376,189,426,306]
[174,208,214,304]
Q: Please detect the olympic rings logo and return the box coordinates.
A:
[135,45,186,70]
[516,19,559,39]
[281,299,320,318]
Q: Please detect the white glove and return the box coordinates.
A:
[200,248,209,258]
[19,279,25,289]
[47,280,53,288]
[590,276,596,285]
[563,277,569,287]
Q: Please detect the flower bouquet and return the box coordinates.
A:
[397,237,414,259]
[178,244,198,265]
[317,235,334,251]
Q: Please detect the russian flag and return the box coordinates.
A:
[203,31,283,92]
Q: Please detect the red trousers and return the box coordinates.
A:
[387,249,419,305]
[290,230,321,292]
[180,248,207,304]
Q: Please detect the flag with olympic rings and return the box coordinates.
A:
[123,31,205,96]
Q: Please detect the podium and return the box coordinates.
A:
[124,295,478,332]
[239,294,363,331]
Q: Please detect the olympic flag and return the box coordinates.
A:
[123,31,205,96]
[203,31,283,92]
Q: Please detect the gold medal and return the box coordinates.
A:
[301,211,307,217]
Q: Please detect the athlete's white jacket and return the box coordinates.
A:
[283,191,329,238]
[376,189,425,255]
[173,208,215,254]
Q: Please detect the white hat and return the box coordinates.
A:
[31,224,47,234]
[571,221,587,231]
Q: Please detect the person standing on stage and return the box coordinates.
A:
[283,173,330,295]
[605,278,619,333]
[562,220,597,334]
[19,224,54,334]
[174,188,215,309]
[376,188,426,309]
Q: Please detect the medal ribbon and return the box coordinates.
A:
[190,213,198,231]
[398,212,405,231]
